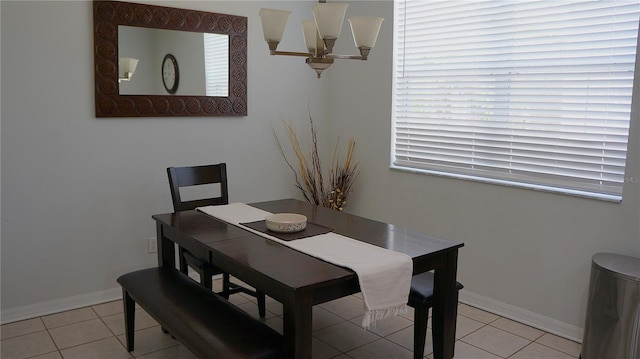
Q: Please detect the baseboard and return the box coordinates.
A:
[459,290,584,343]
[0,287,122,325]
[1,270,217,325]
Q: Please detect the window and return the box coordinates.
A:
[393,0,640,201]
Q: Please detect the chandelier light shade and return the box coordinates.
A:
[259,8,291,43]
[259,1,384,78]
[302,20,323,54]
[312,3,348,40]
[349,16,384,48]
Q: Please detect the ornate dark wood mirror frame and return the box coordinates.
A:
[93,0,247,117]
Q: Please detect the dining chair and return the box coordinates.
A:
[167,163,266,317]
[408,271,464,359]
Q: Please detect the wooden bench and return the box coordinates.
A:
[117,267,282,359]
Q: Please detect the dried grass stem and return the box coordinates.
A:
[273,113,358,211]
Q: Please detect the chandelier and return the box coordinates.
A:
[259,1,384,79]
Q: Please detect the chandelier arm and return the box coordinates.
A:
[327,46,371,60]
[271,50,315,57]
[259,3,382,79]
[326,54,367,60]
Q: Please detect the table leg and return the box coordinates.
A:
[431,250,459,359]
[156,222,175,268]
[282,294,313,359]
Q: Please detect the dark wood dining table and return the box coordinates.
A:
[152,198,464,359]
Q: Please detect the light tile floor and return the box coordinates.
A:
[1,278,582,359]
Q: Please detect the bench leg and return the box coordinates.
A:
[122,289,135,352]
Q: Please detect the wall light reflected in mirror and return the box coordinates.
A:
[118,57,139,82]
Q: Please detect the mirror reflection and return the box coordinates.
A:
[118,26,229,97]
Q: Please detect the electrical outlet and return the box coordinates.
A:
[148,237,157,254]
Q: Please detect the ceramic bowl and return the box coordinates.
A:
[265,213,307,233]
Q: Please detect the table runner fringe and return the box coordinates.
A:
[362,303,408,329]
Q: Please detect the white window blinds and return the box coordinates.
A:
[393,0,639,201]
[204,33,229,97]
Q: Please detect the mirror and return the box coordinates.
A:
[94,1,247,117]
[118,26,229,96]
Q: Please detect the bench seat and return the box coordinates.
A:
[117,267,282,359]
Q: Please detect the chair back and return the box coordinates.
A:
[167,163,229,212]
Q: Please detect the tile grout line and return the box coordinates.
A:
[91,304,136,358]
[532,339,581,358]
[457,322,512,358]
[2,298,582,359]
[43,326,62,359]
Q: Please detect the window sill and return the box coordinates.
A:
[390,165,623,203]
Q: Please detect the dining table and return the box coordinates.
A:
[152,198,464,359]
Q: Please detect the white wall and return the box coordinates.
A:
[327,1,640,341]
[1,0,324,320]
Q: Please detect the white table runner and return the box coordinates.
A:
[197,203,413,329]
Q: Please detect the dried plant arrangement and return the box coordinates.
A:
[273,114,359,211]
